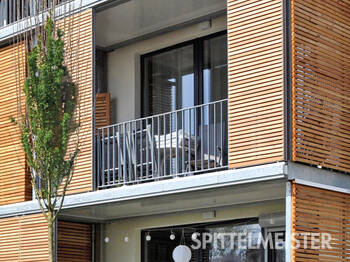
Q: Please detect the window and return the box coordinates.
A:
[141,219,265,262]
[267,231,285,262]
[141,31,227,117]
[141,220,286,262]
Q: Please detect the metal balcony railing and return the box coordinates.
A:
[0,0,66,28]
[96,99,228,189]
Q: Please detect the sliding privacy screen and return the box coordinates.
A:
[227,0,285,168]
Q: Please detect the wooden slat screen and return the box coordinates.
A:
[0,9,93,204]
[0,213,48,261]
[95,92,111,128]
[227,0,285,168]
[0,42,31,205]
[292,183,350,261]
[291,0,350,172]
[57,9,93,194]
[57,221,92,262]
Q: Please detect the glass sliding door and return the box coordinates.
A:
[142,31,227,117]
[203,34,227,104]
[141,219,281,262]
[141,32,228,173]
[142,44,195,117]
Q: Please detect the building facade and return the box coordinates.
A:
[0,0,349,261]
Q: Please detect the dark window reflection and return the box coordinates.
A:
[142,220,274,262]
[142,32,227,118]
[203,34,227,104]
[143,44,194,116]
[268,231,285,262]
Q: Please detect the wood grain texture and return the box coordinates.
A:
[292,183,350,261]
[227,0,285,168]
[57,221,92,262]
[0,9,93,204]
[0,213,48,261]
[291,0,350,172]
[57,9,93,194]
[0,42,31,205]
[95,93,111,128]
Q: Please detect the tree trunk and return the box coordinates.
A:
[48,213,55,262]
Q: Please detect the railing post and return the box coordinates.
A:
[112,125,116,185]
[96,131,101,188]
[107,127,110,185]
[123,123,127,185]
[101,128,105,187]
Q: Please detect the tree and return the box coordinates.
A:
[12,15,79,262]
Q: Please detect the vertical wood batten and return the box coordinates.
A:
[227,0,285,168]
[57,9,94,194]
[291,0,350,173]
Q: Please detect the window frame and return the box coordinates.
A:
[140,217,262,262]
[140,30,227,117]
[264,227,286,262]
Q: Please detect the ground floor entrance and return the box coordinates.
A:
[141,218,285,262]
[99,199,285,262]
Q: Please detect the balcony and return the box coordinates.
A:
[96,99,228,189]
[0,0,67,28]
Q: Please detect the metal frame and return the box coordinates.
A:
[0,0,69,28]
[92,7,97,191]
[92,223,96,262]
[264,226,286,262]
[140,30,227,118]
[283,0,292,162]
[285,182,292,262]
[96,99,229,189]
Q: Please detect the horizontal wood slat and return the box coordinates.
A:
[0,9,93,204]
[227,0,285,168]
[57,221,92,262]
[291,0,350,173]
[57,9,93,194]
[292,183,350,261]
[95,93,110,128]
[0,214,48,261]
[0,42,31,206]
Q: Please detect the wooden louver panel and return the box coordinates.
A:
[227,0,285,168]
[292,183,350,261]
[57,221,92,262]
[95,92,111,128]
[291,0,350,172]
[57,9,94,194]
[0,214,48,261]
[0,42,31,205]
